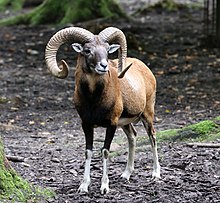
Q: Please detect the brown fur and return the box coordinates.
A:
[74,56,156,127]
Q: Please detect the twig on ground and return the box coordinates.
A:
[6,155,25,162]
[186,142,220,148]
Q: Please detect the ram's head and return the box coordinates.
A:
[45,27,127,78]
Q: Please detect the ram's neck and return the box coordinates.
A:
[74,60,120,106]
[84,73,106,93]
[74,65,123,126]
[75,71,109,105]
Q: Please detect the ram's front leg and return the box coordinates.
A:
[78,123,94,193]
[100,125,117,194]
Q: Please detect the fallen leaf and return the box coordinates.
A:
[29,121,35,125]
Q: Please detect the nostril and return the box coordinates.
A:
[100,63,107,69]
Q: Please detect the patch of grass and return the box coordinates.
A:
[204,131,220,142]
[214,116,220,121]
[185,120,216,135]
[136,135,148,146]
[157,129,179,142]
[110,151,121,158]
[156,117,220,143]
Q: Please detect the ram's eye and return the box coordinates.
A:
[84,49,91,55]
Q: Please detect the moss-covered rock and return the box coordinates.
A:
[0,138,54,202]
[111,117,220,155]
[157,117,220,142]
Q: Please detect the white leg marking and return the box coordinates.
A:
[78,149,92,193]
[100,149,110,194]
[121,125,136,180]
[142,119,161,180]
[151,140,161,179]
[149,135,161,179]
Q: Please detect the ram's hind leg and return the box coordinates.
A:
[141,112,160,180]
[121,123,137,180]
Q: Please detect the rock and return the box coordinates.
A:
[51,157,60,163]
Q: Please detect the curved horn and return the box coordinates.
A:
[45,27,94,78]
[98,27,127,72]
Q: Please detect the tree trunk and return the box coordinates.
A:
[216,0,220,45]
[0,0,126,25]
[204,0,220,47]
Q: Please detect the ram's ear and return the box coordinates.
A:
[72,43,83,53]
[108,44,120,54]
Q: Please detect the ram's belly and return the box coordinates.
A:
[118,117,139,126]
[118,105,142,126]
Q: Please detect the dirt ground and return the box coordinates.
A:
[0,3,220,203]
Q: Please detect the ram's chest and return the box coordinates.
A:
[74,80,115,127]
[79,80,105,103]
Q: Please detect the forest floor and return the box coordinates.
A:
[0,3,220,203]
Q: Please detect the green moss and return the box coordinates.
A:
[0,0,24,11]
[0,168,54,202]
[156,129,179,142]
[0,0,127,26]
[136,136,148,146]
[177,120,218,142]
[112,116,220,149]
[185,120,216,135]
[0,139,54,202]
[61,0,93,24]
[110,151,121,158]
[0,14,29,26]
[214,116,220,121]
[61,0,126,24]
[204,132,220,142]
[156,117,220,143]
[99,0,126,19]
